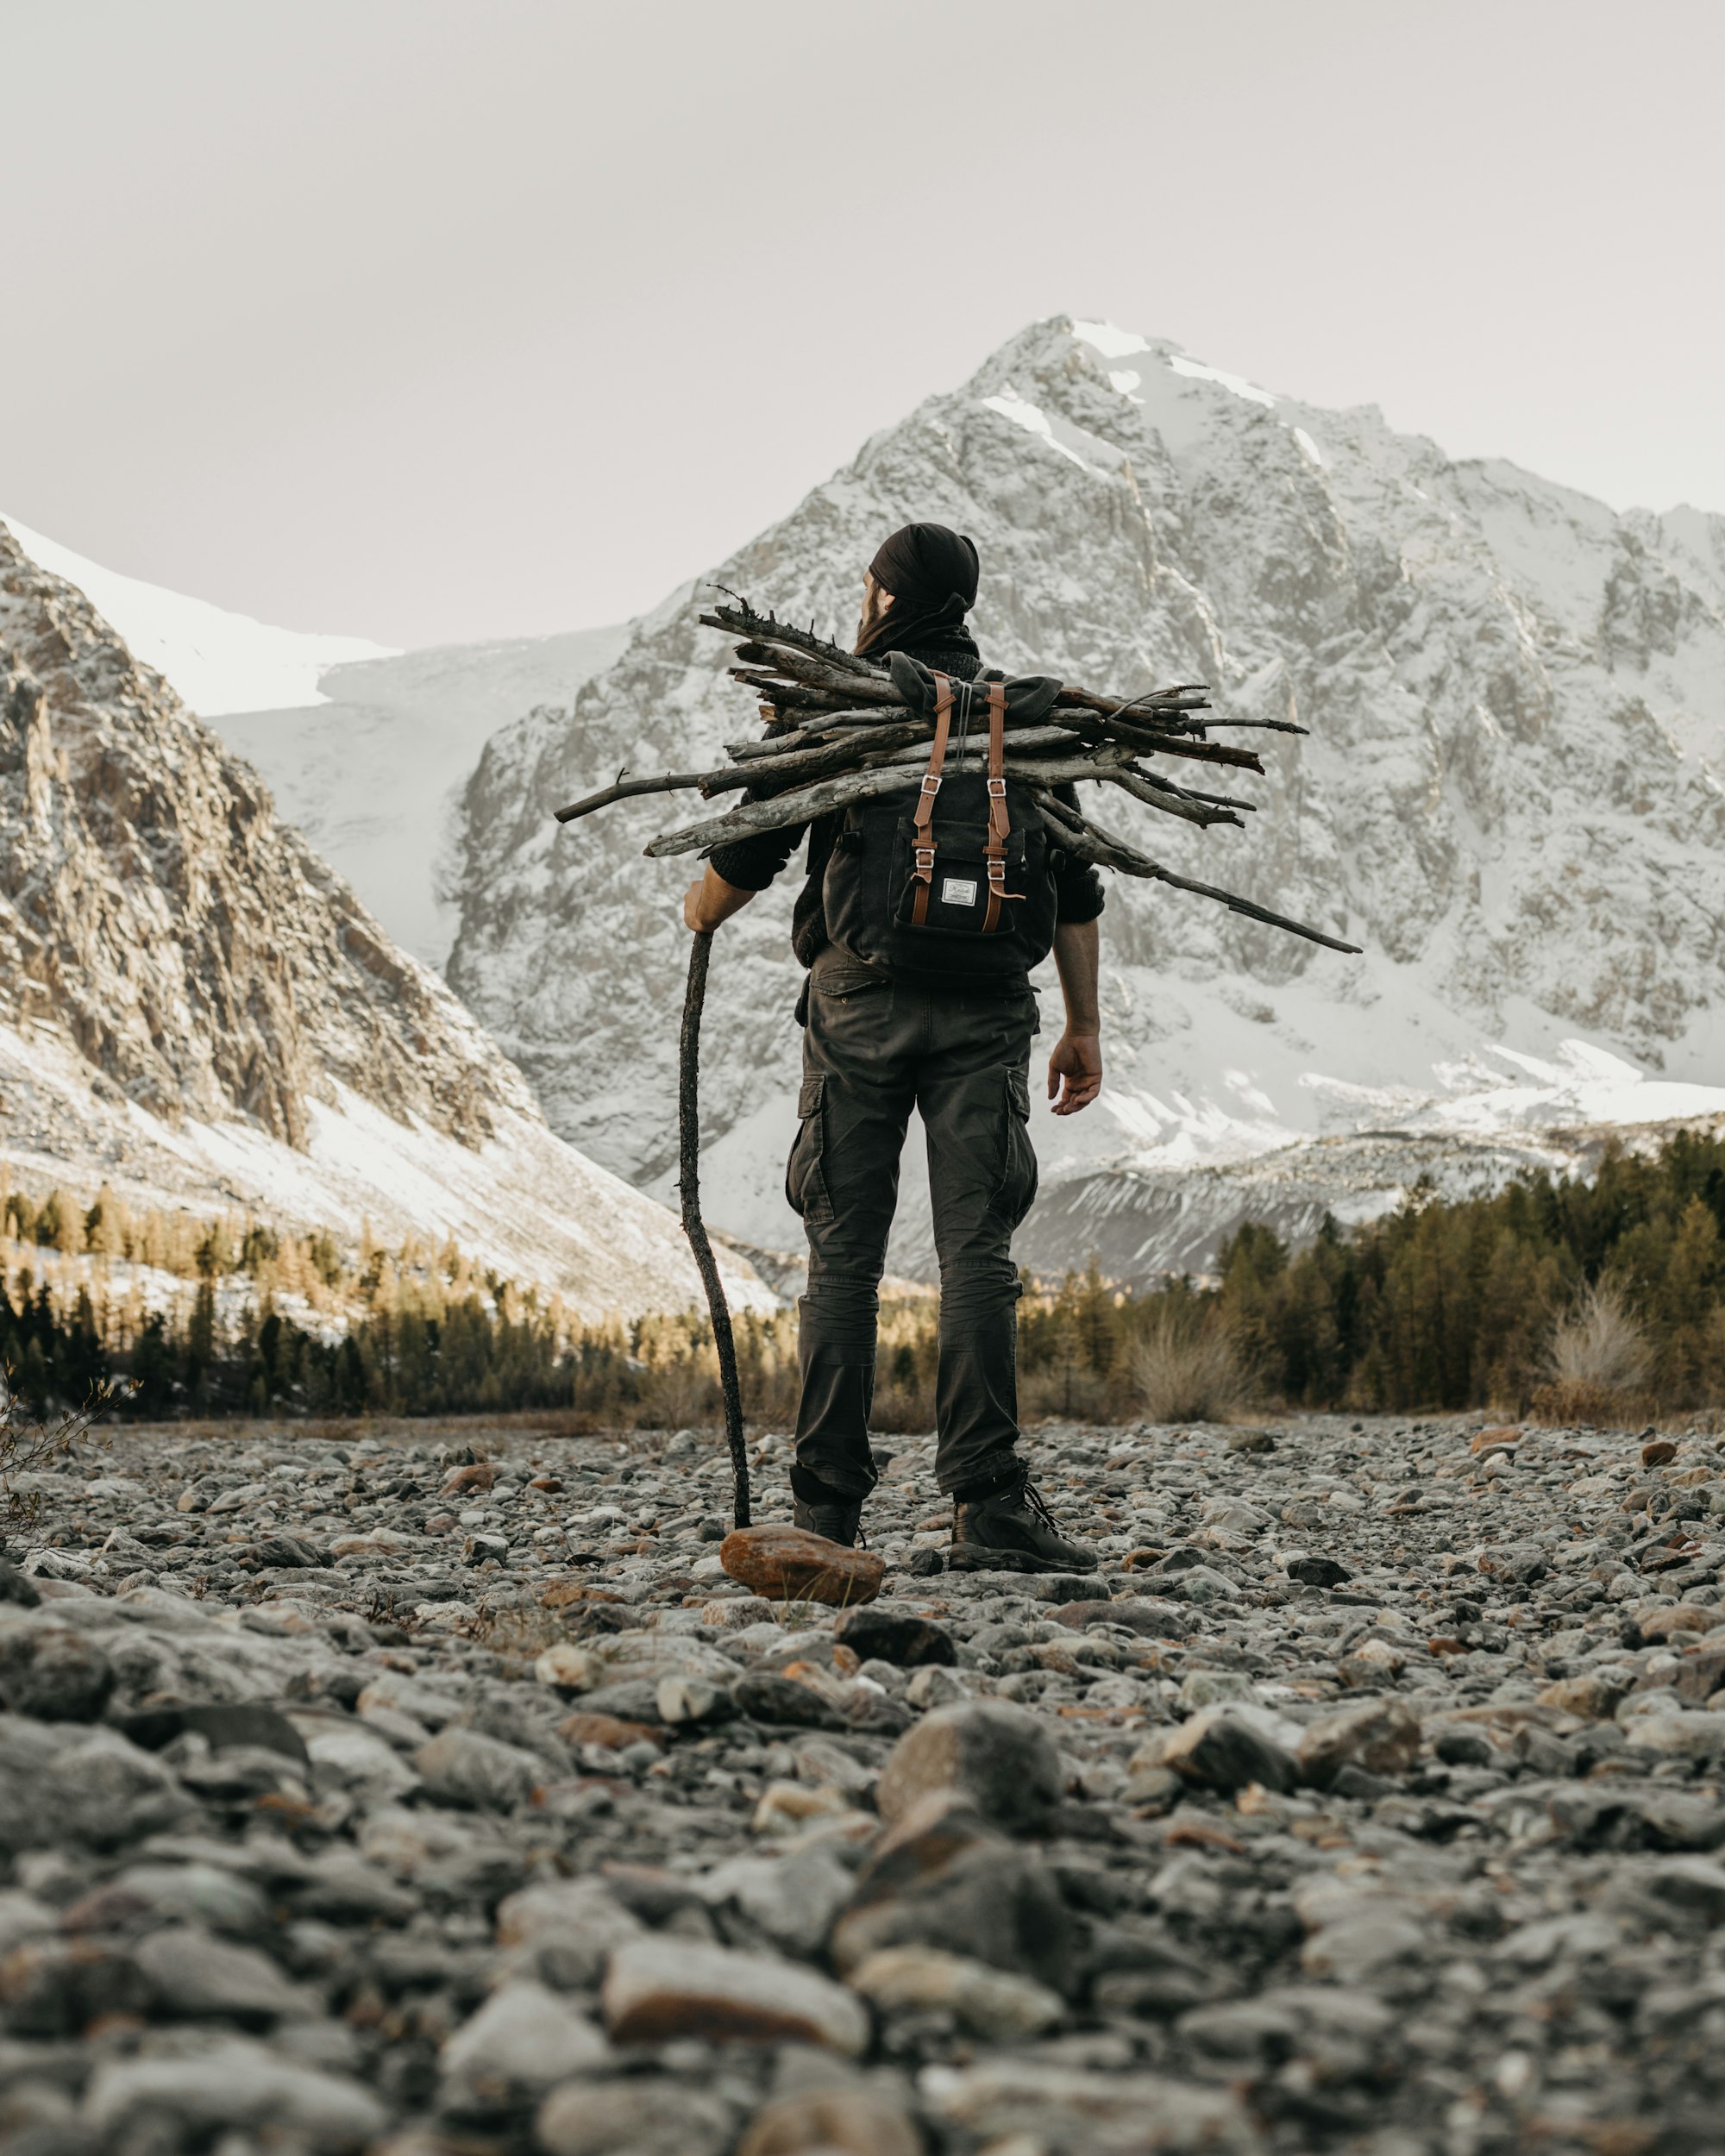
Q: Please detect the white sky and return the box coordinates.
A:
[2,0,1718,649]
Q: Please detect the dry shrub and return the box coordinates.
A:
[1527,1377,1640,1429]
[1020,1363,1114,1423]
[1529,1282,1651,1426]
[1128,1305,1248,1425]
[0,1381,115,1526]
[634,1352,717,1431]
[1546,1282,1651,1390]
[869,1380,935,1435]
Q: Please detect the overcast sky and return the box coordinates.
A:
[3,0,1718,649]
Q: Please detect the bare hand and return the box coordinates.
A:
[684,879,718,933]
[1048,1030,1102,1116]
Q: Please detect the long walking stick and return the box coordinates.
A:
[679,931,751,1527]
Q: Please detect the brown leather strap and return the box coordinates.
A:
[909,673,954,927]
[982,680,1010,932]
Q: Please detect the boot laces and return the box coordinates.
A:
[1018,1476,1062,1535]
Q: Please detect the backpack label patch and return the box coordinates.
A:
[941,875,978,908]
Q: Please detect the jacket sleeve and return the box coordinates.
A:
[1051,783,1106,924]
[708,819,807,892]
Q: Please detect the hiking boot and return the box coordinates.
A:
[791,1493,863,1547]
[789,1468,864,1549]
[950,1471,1099,1574]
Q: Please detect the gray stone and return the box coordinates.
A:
[697,1847,855,1957]
[413,1726,544,1809]
[1052,1596,1187,1639]
[43,1727,193,1848]
[134,1925,309,2023]
[833,1606,956,1666]
[83,2033,388,2145]
[732,1670,847,1728]
[1144,1710,1297,1795]
[1297,1698,1423,1788]
[538,2077,733,2156]
[0,1626,113,1722]
[495,1877,644,1989]
[875,1701,1063,1836]
[832,1812,1074,1989]
[439,1979,607,2110]
[923,2059,1259,2153]
[72,1862,271,1939]
[850,1944,1063,2039]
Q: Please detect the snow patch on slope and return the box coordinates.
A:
[1,512,397,715]
[213,625,630,968]
[1166,353,1278,407]
[0,1020,770,1323]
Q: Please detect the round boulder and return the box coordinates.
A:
[875,1701,1062,1837]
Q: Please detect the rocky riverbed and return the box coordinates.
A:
[3,1409,1725,2154]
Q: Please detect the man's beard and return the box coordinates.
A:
[854,590,890,655]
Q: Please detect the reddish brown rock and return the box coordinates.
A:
[558,1711,663,1752]
[1642,1438,1678,1467]
[1471,1426,1522,1454]
[540,1580,625,1610]
[1639,1605,1725,1641]
[441,1461,499,1495]
[719,1526,884,1607]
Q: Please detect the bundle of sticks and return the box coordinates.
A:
[555,591,1361,955]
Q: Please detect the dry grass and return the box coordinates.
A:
[634,1353,718,1432]
[1021,1363,1114,1423]
[1529,1282,1651,1426]
[1128,1306,1249,1425]
[1546,1282,1651,1391]
[1527,1377,1644,1429]
[0,1381,116,1525]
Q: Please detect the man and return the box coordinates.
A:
[683,522,1102,1572]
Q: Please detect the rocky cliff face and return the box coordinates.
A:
[0,521,526,1151]
[446,317,1725,1279]
[0,521,765,1319]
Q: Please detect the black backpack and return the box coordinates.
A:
[821,661,1065,978]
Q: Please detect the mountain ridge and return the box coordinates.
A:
[445,314,1725,1280]
[0,520,765,1319]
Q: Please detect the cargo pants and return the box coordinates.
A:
[786,942,1039,1500]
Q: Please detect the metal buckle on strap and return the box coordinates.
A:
[914,848,935,877]
[987,777,1007,796]
[921,775,942,795]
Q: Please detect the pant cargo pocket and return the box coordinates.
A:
[786,1075,834,1222]
[994,1067,1038,1228]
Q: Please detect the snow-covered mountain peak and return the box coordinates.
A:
[443,310,1725,1282]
